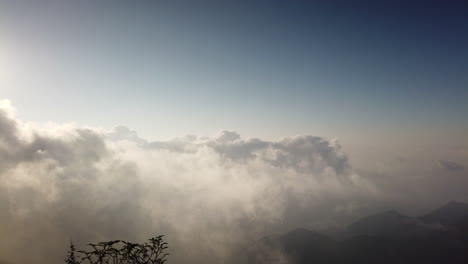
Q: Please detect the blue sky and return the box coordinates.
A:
[1,0,467,148]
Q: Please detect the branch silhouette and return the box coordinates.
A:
[65,236,169,264]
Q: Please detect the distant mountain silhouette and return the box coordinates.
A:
[421,201,468,229]
[279,228,337,264]
[246,201,468,264]
[346,210,427,236]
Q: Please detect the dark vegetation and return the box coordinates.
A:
[65,236,168,264]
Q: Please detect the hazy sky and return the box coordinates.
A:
[1,1,468,263]
[1,0,466,147]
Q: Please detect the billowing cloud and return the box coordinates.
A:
[1,101,467,264]
[106,125,147,145]
[0,102,375,264]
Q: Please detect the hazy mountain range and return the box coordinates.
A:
[244,201,468,264]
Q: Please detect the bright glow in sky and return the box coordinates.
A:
[1,1,468,264]
[0,0,467,148]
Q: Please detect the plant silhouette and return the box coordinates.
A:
[65,236,168,264]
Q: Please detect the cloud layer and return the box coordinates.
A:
[0,100,466,264]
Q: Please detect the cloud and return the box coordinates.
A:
[438,160,465,172]
[106,125,147,145]
[3,101,468,264]
[0,103,377,264]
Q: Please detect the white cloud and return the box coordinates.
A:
[0,102,375,264]
[2,101,467,264]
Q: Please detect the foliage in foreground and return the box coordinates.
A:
[65,236,168,264]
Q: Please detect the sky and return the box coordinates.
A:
[0,1,467,263]
[1,0,467,145]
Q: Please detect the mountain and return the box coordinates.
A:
[346,201,468,236]
[421,201,468,229]
[346,210,427,236]
[247,201,468,264]
[278,228,338,264]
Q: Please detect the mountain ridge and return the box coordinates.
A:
[246,201,468,264]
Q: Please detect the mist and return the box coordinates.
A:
[0,100,467,264]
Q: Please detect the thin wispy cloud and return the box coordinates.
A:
[438,160,465,172]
